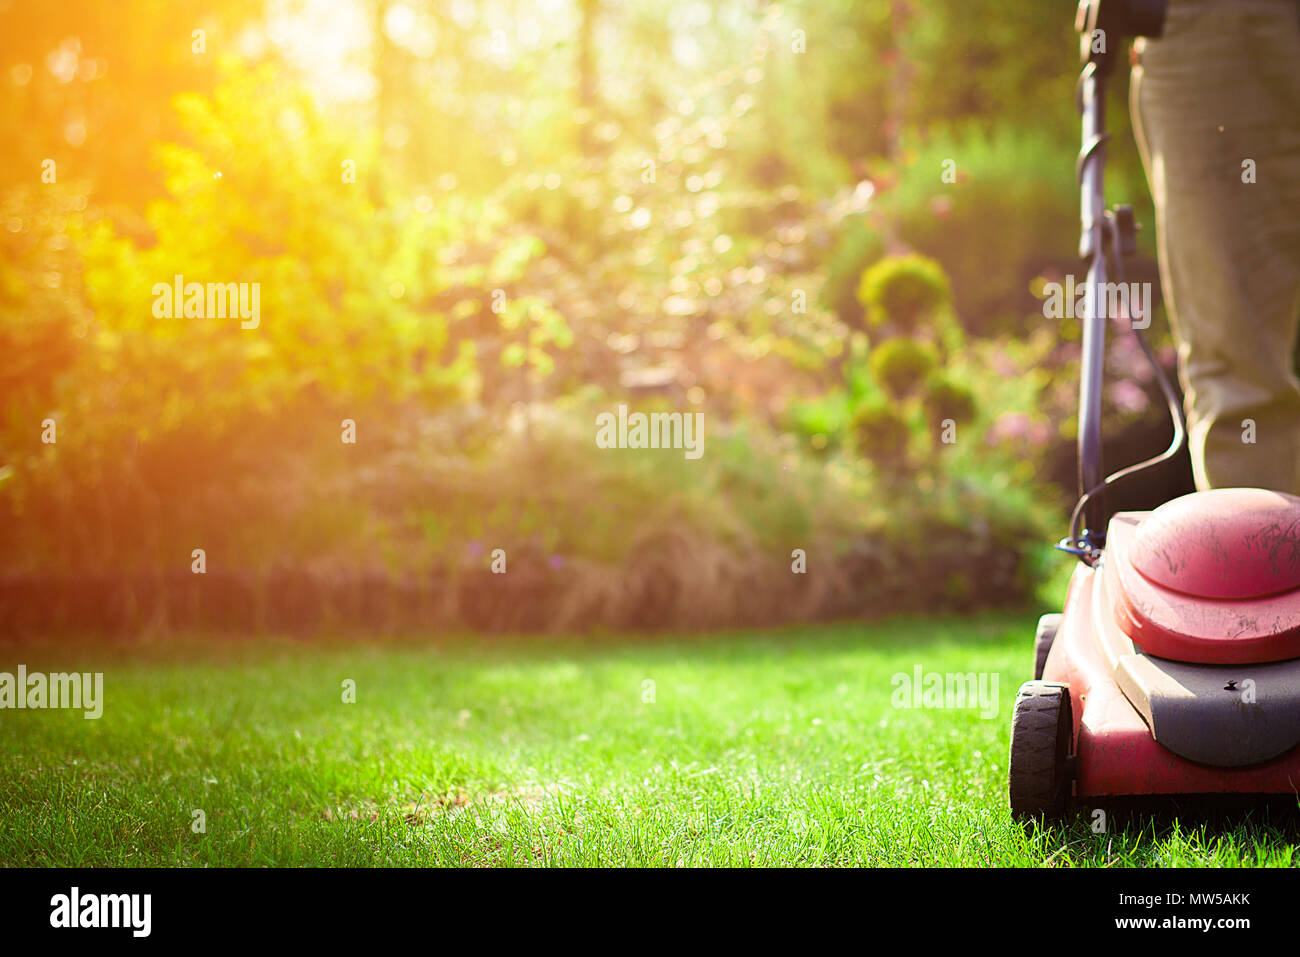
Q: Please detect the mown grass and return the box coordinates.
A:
[2,611,1299,867]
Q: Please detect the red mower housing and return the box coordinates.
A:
[1011,488,1300,818]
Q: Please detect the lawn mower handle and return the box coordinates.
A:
[1068,0,1168,557]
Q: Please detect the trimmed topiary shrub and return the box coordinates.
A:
[857,252,951,335]
[869,338,937,400]
[851,404,912,467]
[922,376,977,426]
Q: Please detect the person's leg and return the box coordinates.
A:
[1131,0,1300,492]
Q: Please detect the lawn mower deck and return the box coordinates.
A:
[1010,488,1300,819]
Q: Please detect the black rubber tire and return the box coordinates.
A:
[1009,680,1073,822]
[1033,613,1061,681]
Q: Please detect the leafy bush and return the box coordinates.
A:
[857,252,951,335]
[0,15,1079,634]
[851,405,912,467]
[868,338,937,400]
[923,377,977,425]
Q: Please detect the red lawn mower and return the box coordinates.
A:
[1008,0,1300,820]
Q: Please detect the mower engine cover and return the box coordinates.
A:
[1108,488,1300,664]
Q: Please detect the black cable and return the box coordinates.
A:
[1064,218,1188,564]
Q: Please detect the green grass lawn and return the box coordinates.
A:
[2,610,1299,867]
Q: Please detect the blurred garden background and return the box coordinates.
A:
[0,0,1195,637]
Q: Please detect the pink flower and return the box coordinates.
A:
[987,412,1031,444]
[986,412,1051,448]
[1109,379,1148,414]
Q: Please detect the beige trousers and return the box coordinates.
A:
[1131,0,1300,492]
